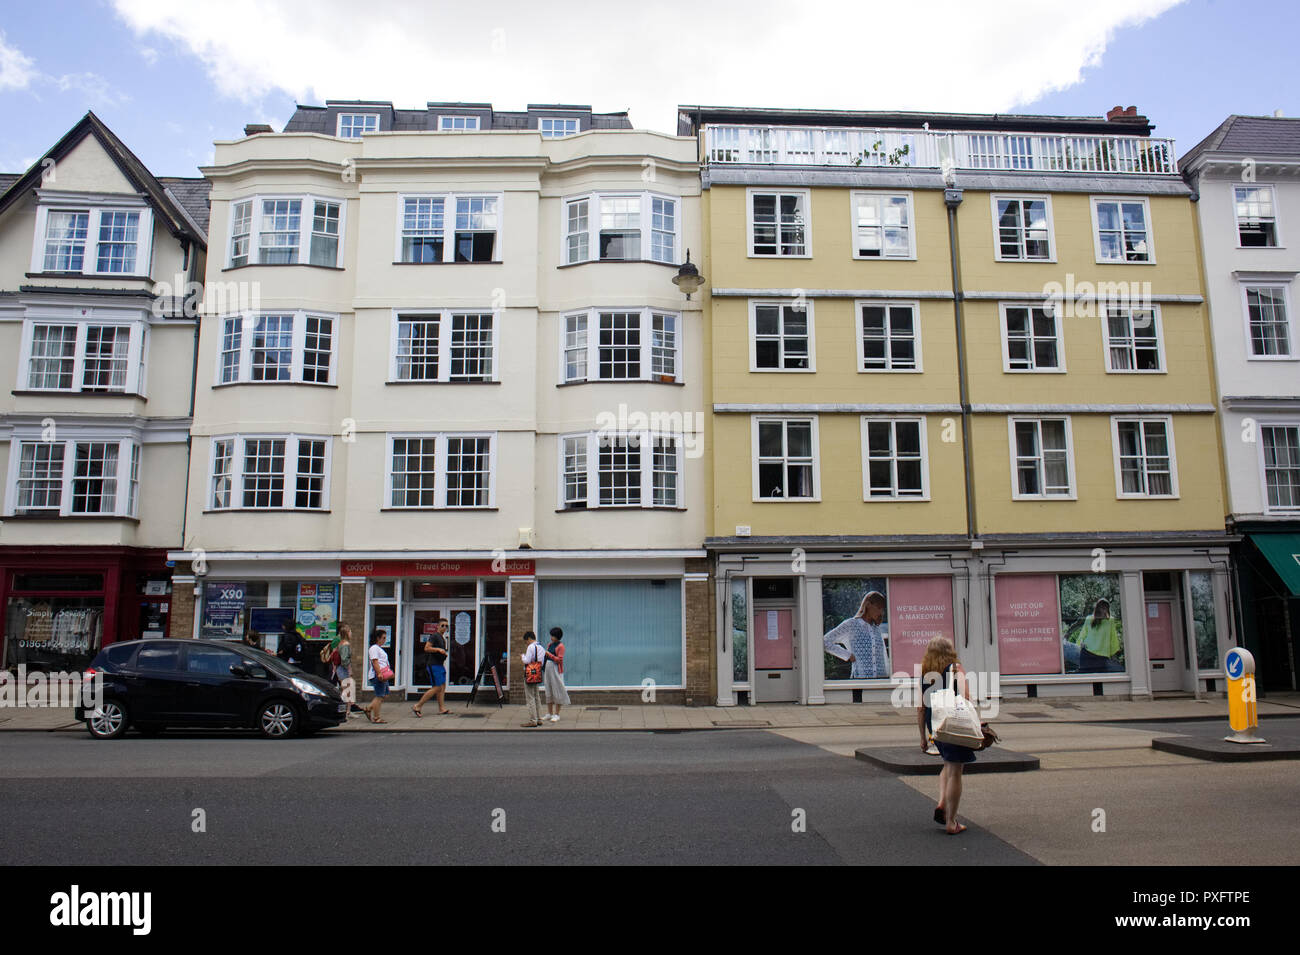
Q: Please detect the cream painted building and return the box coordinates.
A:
[1182,115,1300,692]
[0,113,209,671]
[172,102,711,703]
[681,105,1232,706]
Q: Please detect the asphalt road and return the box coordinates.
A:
[0,728,1035,865]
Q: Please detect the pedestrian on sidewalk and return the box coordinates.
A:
[917,636,976,835]
[543,627,570,723]
[411,619,451,717]
[365,628,392,724]
[520,631,545,727]
[333,622,358,716]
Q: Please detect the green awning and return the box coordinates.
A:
[1249,533,1300,597]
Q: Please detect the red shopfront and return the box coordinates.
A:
[344,558,533,693]
[1,547,173,673]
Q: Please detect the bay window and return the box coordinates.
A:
[208,435,332,511]
[560,432,683,509]
[227,195,344,267]
[562,192,679,265]
[216,311,337,385]
[561,307,679,383]
[7,437,140,517]
[20,319,147,394]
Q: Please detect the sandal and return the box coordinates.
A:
[411,706,423,718]
[364,710,375,723]
[373,718,388,724]
[437,709,452,715]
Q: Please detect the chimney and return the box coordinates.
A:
[1105,105,1147,126]
[244,123,274,136]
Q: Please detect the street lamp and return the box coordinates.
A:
[672,250,705,299]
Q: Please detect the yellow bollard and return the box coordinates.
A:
[1224,648,1265,744]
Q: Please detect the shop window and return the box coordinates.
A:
[481,579,507,599]
[1187,571,1220,669]
[995,573,1125,676]
[730,578,748,684]
[537,579,682,687]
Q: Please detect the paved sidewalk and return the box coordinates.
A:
[3,692,1297,732]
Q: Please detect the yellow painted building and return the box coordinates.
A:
[680,106,1234,706]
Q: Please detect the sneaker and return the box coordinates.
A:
[549,714,560,722]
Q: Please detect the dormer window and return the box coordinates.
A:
[540,117,579,138]
[337,113,379,138]
[31,204,153,276]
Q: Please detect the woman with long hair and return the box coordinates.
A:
[916,636,976,835]
[365,628,391,724]
[822,590,888,679]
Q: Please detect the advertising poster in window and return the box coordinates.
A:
[1188,571,1219,670]
[1060,573,1124,674]
[201,581,247,640]
[889,577,955,677]
[995,575,1060,675]
[822,577,889,680]
[296,583,339,642]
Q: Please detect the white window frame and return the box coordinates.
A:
[560,192,680,265]
[5,436,141,518]
[1090,196,1155,264]
[860,416,929,501]
[1233,183,1281,248]
[214,310,339,385]
[336,113,379,138]
[558,307,681,384]
[438,115,481,131]
[385,432,497,510]
[539,117,579,138]
[1000,303,1065,373]
[1008,417,1076,500]
[30,204,154,277]
[1111,415,1179,499]
[990,194,1054,263]
[1259,422,1300,513]
[850,191,916,260]
[747,188,811,258]
[1102,305,1164,373]
[206,434,333,512]
[17,317,148,395]
[1239,281,1297,360]
[388,309,499,383]
[856,299,922,372]
[394,192,503,264]
[556,432,684,510]
[751,416,821,502]
[226,195,345,268]
[748,300,815,372]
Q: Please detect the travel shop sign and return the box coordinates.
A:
[340,558,535,577]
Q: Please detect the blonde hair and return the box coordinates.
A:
[856,591,886,617]
[921,636,958,679]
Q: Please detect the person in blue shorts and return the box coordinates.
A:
[412,619,451,717]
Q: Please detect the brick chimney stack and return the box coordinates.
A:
[244,123,274,136]
[1106,105,1139,121]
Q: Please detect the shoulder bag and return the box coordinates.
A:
[930,665,984,749]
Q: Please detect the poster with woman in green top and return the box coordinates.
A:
[1073,598,1124,673]
[1059,574,1125,674]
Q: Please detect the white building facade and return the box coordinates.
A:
[172,102,713,703]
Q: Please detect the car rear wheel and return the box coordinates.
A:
[86,700,128,740]
[258,700,299,739]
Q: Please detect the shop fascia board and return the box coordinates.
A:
[163,548,707,563]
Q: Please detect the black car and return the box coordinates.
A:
[74,639,346,740]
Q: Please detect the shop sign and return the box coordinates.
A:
[340,558,534,577]
[995,575,1061,675]
[889,576,955,677]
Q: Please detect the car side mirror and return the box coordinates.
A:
[230,664,250,678]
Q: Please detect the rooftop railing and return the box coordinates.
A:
[704,124,1178,175]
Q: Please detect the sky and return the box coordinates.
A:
[0,0,1296,179]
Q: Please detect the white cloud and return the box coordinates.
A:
[53,72,130,108]
[140,46,160,66]
[0,31,37,91]
[109,0,1186,133]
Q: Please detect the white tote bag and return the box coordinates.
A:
[930,666,983,749]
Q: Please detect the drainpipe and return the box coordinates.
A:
[944,186,977,541]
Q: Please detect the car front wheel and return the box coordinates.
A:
[258,700,299,739]
[86,700,128,739]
